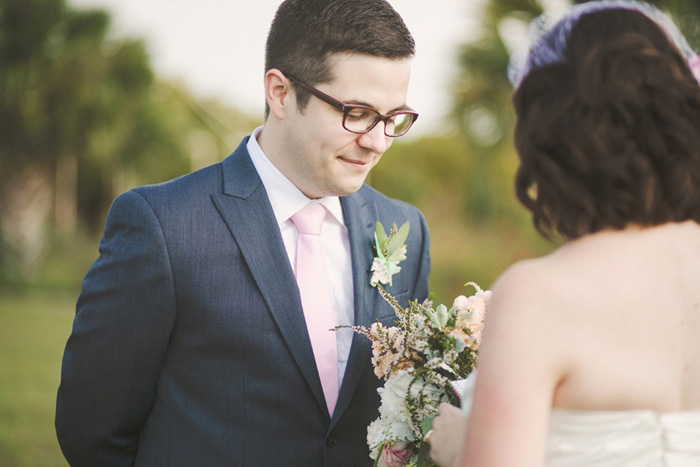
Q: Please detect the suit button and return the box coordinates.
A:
[326,432,339,447]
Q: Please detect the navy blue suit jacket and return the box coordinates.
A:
[56,138,431,466]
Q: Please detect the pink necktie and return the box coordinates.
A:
[291,203,339,415]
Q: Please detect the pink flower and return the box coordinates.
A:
[453,294,486,325]
[373,349,399,379]
[379,441,414,467]
[451,294,486,350]
[465,322,484,350]
[450,322,483,351]
[449,327,471,345]
[369,324,404,379]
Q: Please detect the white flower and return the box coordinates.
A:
[370,257,393,286]
[426,357,443,369]
[379,372,412,420]
[382,370,445,416]
[384,418,416,442]
[407,377,444,403]
[367,418,385,454]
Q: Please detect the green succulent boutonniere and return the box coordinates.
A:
[370,221,409,287]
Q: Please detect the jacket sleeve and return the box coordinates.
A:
[55,190,177,466]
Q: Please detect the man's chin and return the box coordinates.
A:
[335,178,369,197]
[310,173,370,198]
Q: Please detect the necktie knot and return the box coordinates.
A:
[292,203,327,235]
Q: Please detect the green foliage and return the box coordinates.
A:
[370,132,554,303]
[0,290,75,466]
[651,1,700,50]
[0,0,260,279]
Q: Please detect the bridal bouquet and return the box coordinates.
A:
[342,222,490,467]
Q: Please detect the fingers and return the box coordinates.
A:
[428,404,468,467]
[434,403,461,428]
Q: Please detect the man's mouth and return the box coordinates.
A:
[338,156,372,167]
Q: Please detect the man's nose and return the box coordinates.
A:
[357,121,390,154]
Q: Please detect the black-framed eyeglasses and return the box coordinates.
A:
[283,72,418,137]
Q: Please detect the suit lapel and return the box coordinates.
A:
[210,140,328,414]
[332,189,381,422]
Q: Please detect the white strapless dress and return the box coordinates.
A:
[454,375,700,466]
[545,409,700,466]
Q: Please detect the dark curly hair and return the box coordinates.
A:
[513,9,700,240]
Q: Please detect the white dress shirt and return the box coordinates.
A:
[247,127,355,389]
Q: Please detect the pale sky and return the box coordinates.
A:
[68,0,484,136]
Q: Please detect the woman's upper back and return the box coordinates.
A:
[462,221,700,466]
[529,221,700,412]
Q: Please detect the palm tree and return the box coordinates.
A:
[0,0,260,279]
[0,0,172,274]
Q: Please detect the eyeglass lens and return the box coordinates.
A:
[343,107,415,137]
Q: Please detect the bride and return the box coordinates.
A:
[428,1,700,465]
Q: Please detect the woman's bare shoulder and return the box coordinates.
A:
[489,253,567,308]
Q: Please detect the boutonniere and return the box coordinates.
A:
[370,221,409,287]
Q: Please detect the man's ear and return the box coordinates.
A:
[265,69,292,120]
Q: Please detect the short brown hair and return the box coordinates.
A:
[264,0,415,117]
[513,9,700,240]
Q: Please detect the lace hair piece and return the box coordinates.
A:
[507,0,700,88]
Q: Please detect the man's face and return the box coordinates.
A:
[282,53,412,198]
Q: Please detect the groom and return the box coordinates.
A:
[55,0,430,465]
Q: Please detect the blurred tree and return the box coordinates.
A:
[449,0,541,224]
[652,0,700,50]
[0,0,164,273]
[0,0,259,281]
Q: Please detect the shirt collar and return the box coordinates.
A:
[246,126,345,227]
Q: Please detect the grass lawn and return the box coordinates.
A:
[0,289,76,466]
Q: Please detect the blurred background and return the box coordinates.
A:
[1,0,698,464]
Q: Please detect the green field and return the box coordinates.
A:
[0,290,75,466]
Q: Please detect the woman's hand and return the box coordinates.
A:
[427,403,467,467]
